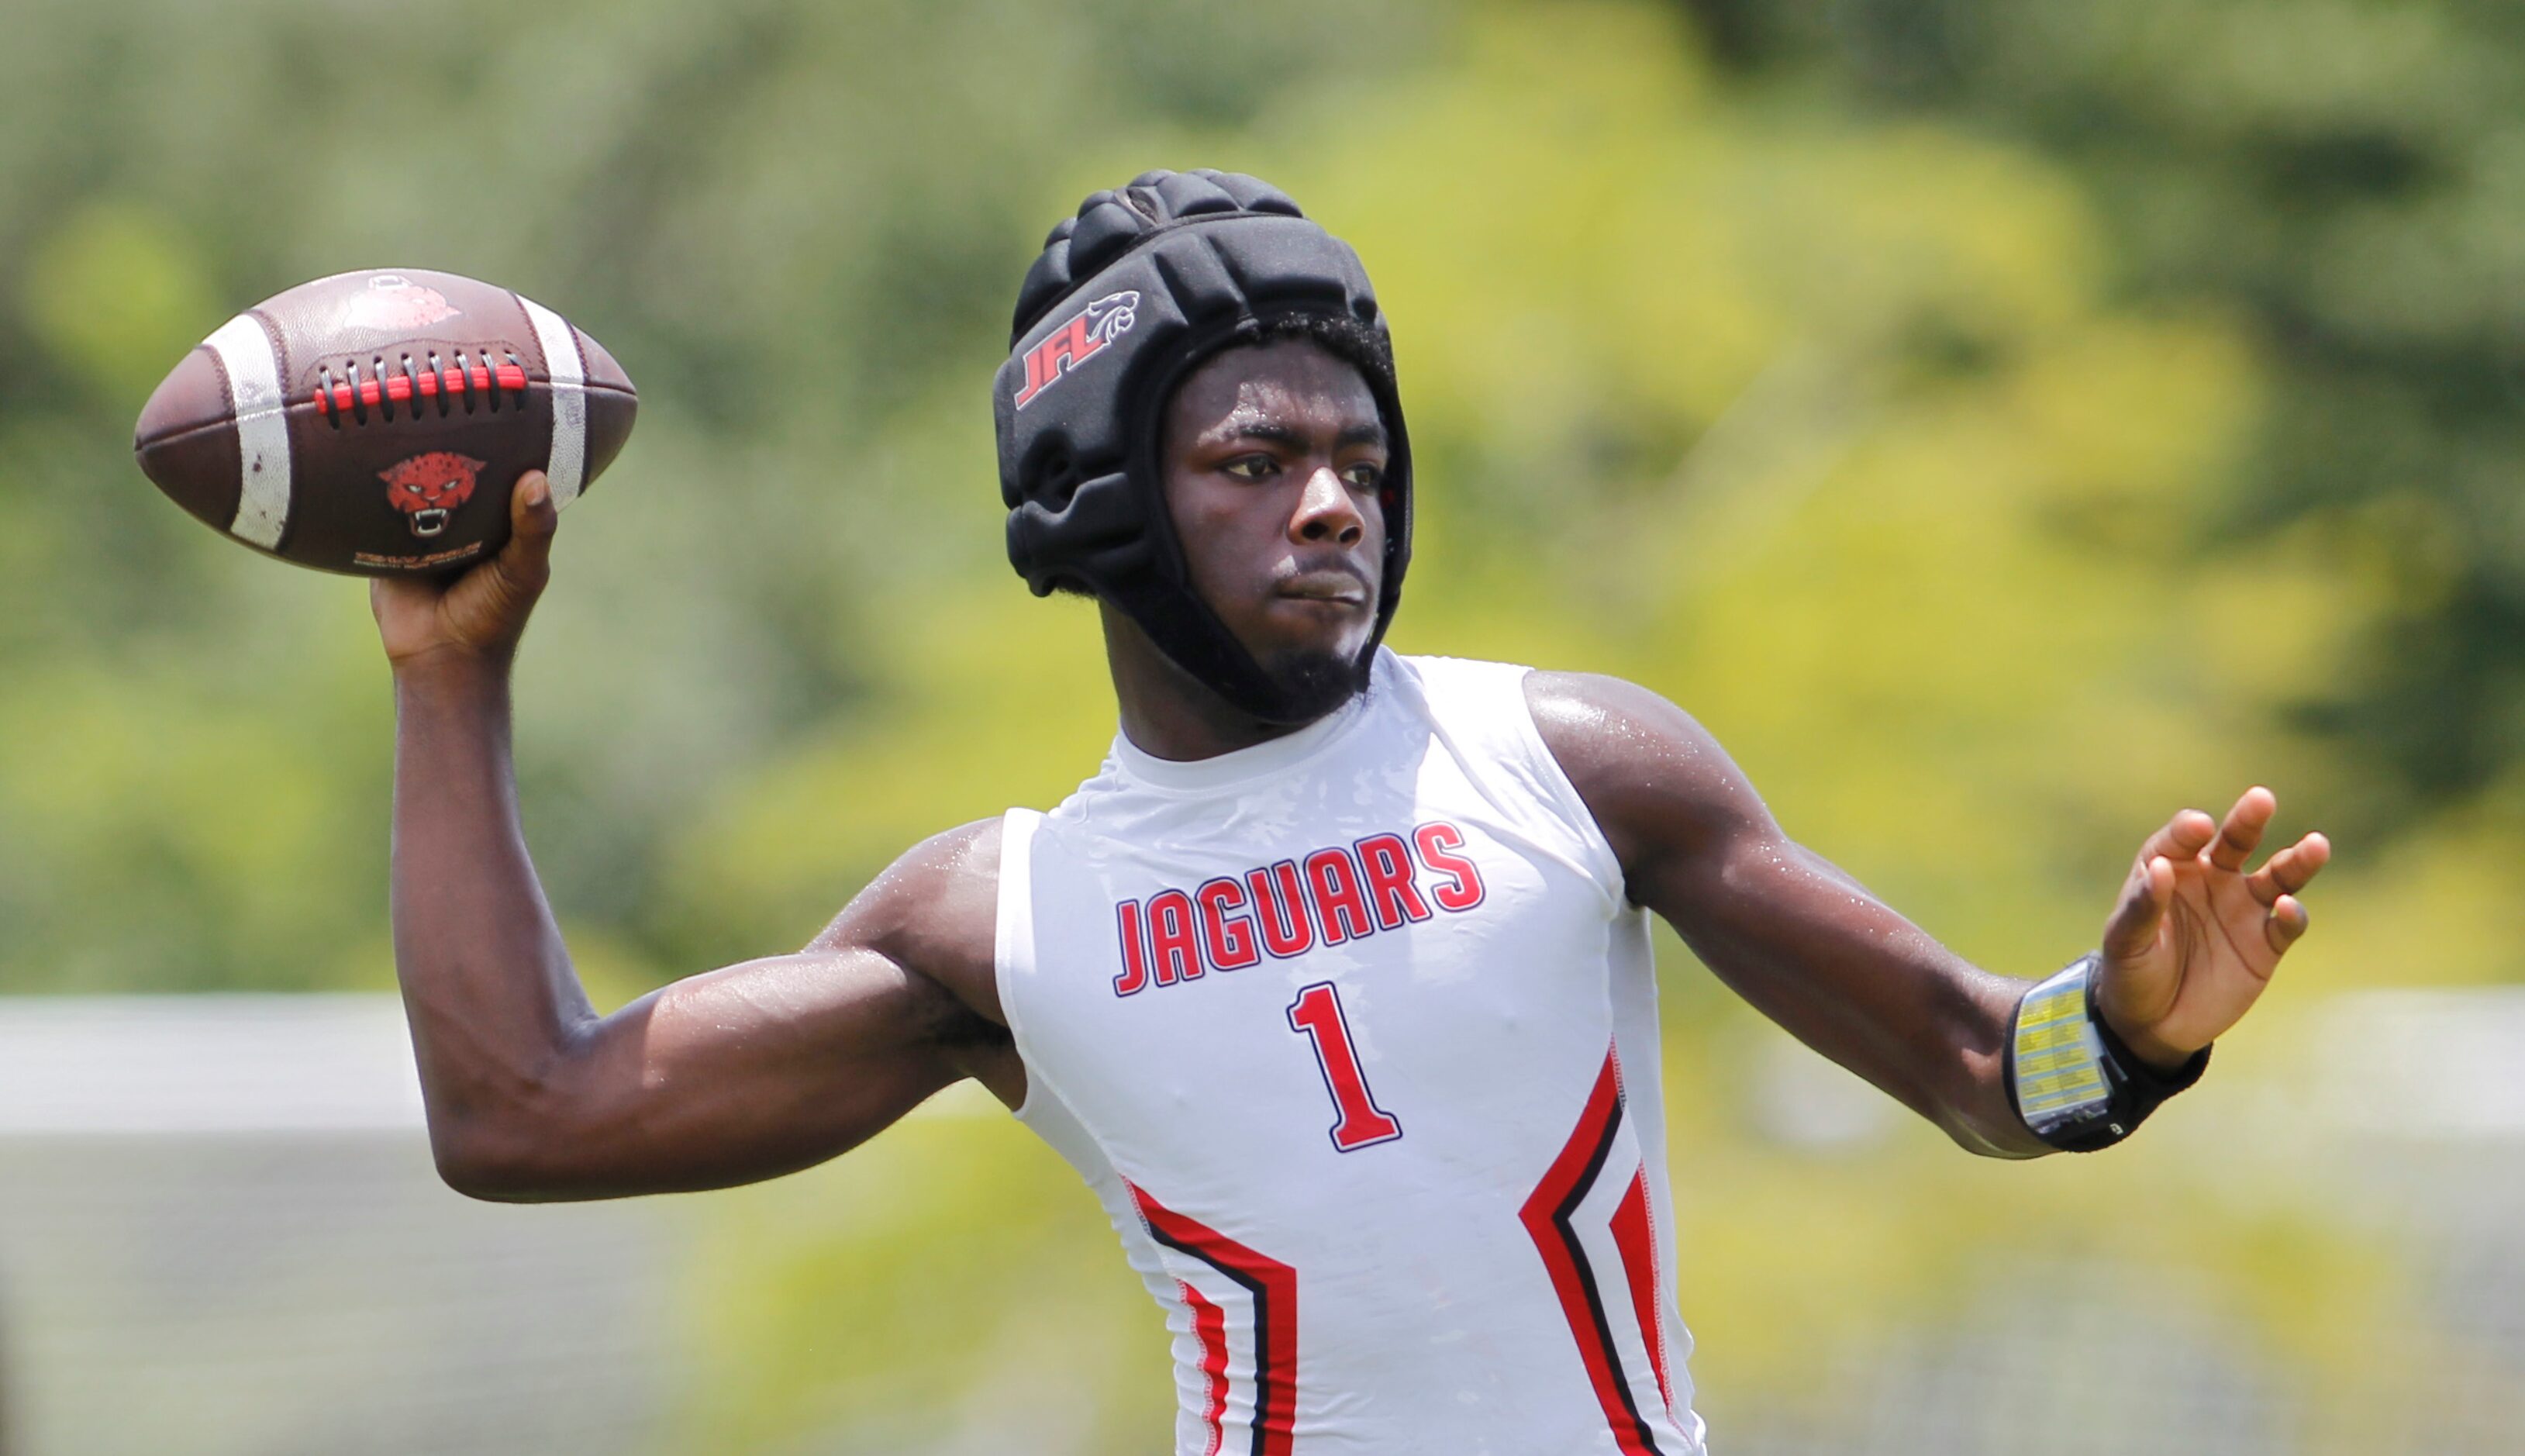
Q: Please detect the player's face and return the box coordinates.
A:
[1160,340,1390,713]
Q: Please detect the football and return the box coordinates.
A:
[134,268,636,576]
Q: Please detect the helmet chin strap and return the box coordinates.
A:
[1111,601,1378,737]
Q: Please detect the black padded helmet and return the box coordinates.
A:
[994,169,1412,725]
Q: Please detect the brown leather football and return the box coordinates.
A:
[134,268,636,576]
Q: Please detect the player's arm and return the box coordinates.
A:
[377,474,1016,1201]
[1527,671,2327,1158]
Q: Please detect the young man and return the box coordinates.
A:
[375,171,2330,1454]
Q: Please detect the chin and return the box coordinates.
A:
[1256,641,1375,720]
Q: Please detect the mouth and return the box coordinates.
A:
[409,509,449,537]
[1274,566,1371,609]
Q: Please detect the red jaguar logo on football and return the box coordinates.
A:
[379,451,485,537]
[1012,290,1141,409]
[347,273,463,333]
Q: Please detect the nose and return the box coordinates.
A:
[1289,464,1364,547]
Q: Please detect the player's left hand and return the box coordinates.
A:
[2093,787,2331,1071]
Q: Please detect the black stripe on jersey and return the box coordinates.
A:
[1545,1087,1671,1456]
[1145,1218,1281,1456]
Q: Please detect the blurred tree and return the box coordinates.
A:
[0,0,1436,992]
[1669,0,2525,832]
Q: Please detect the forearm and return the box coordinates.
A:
[1676,844,2051,1158]
[389,652,598,1156]
[1524,673,2055,1156]
[1531,675,2285,1161]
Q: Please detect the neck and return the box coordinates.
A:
[1101,601,1333,761]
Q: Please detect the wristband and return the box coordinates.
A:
[2005,952,2210,1153]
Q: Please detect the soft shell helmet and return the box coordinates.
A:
[995,169,1412,725]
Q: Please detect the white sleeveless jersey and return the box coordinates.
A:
[997,650,1705,1456]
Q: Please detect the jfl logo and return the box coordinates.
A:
[1012,290,1140,409]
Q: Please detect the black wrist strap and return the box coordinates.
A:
[2004,951,2211,1153]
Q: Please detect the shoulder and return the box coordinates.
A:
[1523,670,1712,767]
[809,817,1009,1029]
[1392,657,1725,780]
[1522,669,1725,778]
[1522,670,1779,877]
[868,816,1003,930]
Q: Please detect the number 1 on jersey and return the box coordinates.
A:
[1288,982,1404,1151]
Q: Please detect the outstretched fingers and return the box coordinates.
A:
[2208,786,2277,872]
[2247,831,2331,907]
[2134,808,2217,872]
[2111,806,2213,957]
[2265,894,2311,954]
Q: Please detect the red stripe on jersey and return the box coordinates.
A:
[1519,1049,1671,1456]
[1181,1280,1231,1456]
[1131,1183,1299,1456]
[1611,1168,1673,1409]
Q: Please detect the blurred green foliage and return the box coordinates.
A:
[2,0,2519,1450]
[1675,0,2525,830]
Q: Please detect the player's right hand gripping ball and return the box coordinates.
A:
[134,269,636,575]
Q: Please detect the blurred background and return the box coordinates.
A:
[3,0,2523,1451]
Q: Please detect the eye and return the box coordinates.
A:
[1220,454,1278,481]
[1341,461,1383,490]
